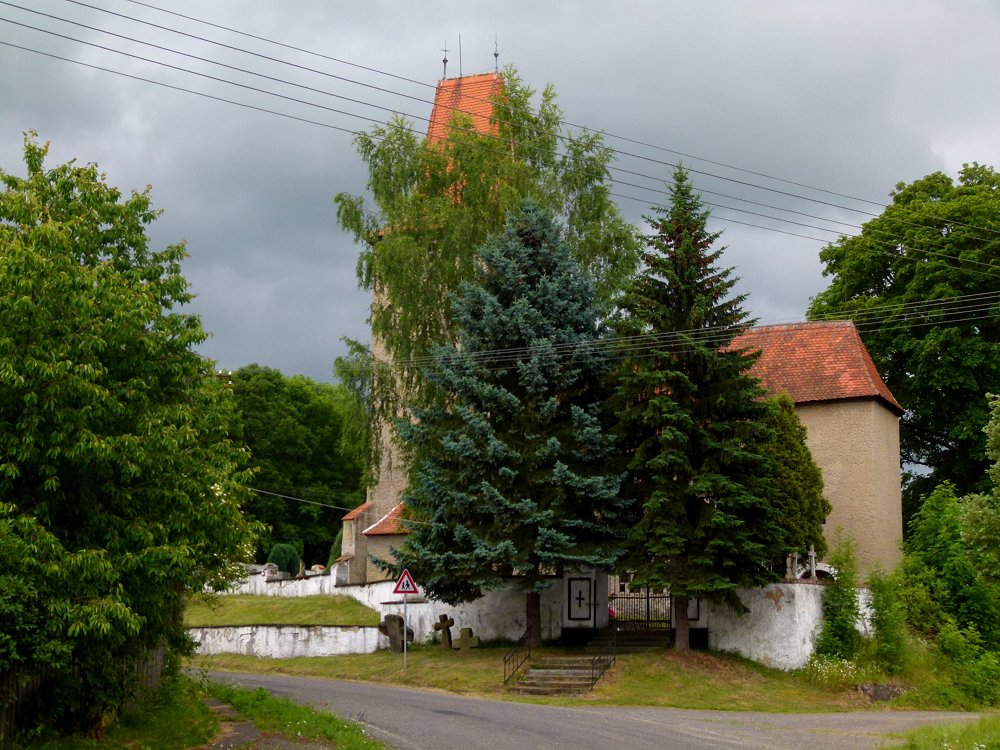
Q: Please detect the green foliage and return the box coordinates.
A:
[902,482,1000,650]
[16,677,218,750]
[865,569,909,674]
[266,543,301,575]
[388,201,628,632]
[335,66,639,475]
[230,364,365,564]
[934,620,1000,705]
[757,395,830,557]
[327,527,344,568]
[610,166,784,632]
[808,164,1000,520]
[0,135,255,735]
[815,535,861,660]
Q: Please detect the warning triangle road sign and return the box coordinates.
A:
[393,569,419,595]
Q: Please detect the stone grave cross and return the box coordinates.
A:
[433,613,455,649]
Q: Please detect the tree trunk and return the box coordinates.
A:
[673,594,690,652]
[525,591,542,649]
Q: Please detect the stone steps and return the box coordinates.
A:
[508,656,612,696]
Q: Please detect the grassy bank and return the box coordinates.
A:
[192,644,869,711]
[184,594,380,627]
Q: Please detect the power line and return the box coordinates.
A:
[0,25,855,244]
[118,0,891,210]
[4,3,859,236]
[4,6,999,280]
[387,291,1000,373]
[5,3,1000,245]
[0,39,361,135]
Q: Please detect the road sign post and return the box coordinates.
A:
[393,569,419,670]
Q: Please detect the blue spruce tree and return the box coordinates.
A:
[388,201,629,645]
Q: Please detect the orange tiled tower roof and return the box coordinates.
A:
[426,72,503,144]
[731,320,903,414]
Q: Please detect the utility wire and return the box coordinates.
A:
[118,0,889,210]
[8,19,998,256]
[4,9,999,280]
[2,34,834,247]
[385,291,1000,372]
[248,486,432,527]
[101,0,1000,241]
[0,39,361,135]
[2,3,861,237]
[0,24,860,243]
[6,4,1000,243]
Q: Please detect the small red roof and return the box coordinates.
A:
[363,503,409,536]
[426,72,503,144]
[731,321,903,415]
[341,501,371,522]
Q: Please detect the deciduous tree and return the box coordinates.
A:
[0,135,255,734]
[335,67,639,473]
[230,364,365,565]
[808,164,1000,520]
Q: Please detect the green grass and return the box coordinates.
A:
[206,681,386,750]
[192,643,872,711]
[24,678,217,750]
[895,713,1000,749]
[184,594,380,627]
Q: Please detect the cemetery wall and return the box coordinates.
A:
[189,625,383,658]
[200,571,565,656]
[702,582,825,669]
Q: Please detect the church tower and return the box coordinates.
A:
[337,71,503,585]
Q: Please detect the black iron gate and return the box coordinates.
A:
[607,573,671,630]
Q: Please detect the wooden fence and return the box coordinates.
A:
[0,647,165,749]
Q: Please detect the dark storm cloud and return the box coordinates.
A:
[3,0,998,381]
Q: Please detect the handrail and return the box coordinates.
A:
[589,625,617,686]
[503,628,531,685]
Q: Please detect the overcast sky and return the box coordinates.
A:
[3,1,998,382]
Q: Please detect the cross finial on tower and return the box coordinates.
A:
[441,42,449,78]
[494,34,500,73]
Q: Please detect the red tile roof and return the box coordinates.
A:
[731,321,903,415]
[426,72,503,144]
[363,503,409,536]
[341,501,371,522]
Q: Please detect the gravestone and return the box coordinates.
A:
[378,614,414,654]
[433,613,455,649]
[453,627,480,651]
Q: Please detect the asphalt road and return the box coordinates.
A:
[210,671,979,750]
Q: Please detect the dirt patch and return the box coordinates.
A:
[191,698,337,750]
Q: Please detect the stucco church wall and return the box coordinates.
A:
[796,400,903,574]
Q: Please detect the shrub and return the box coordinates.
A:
[327,527,344,569]
[936,620,1000,706]
[815,534,861,660]
[867,569,909,674]
[267,543,301,575]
